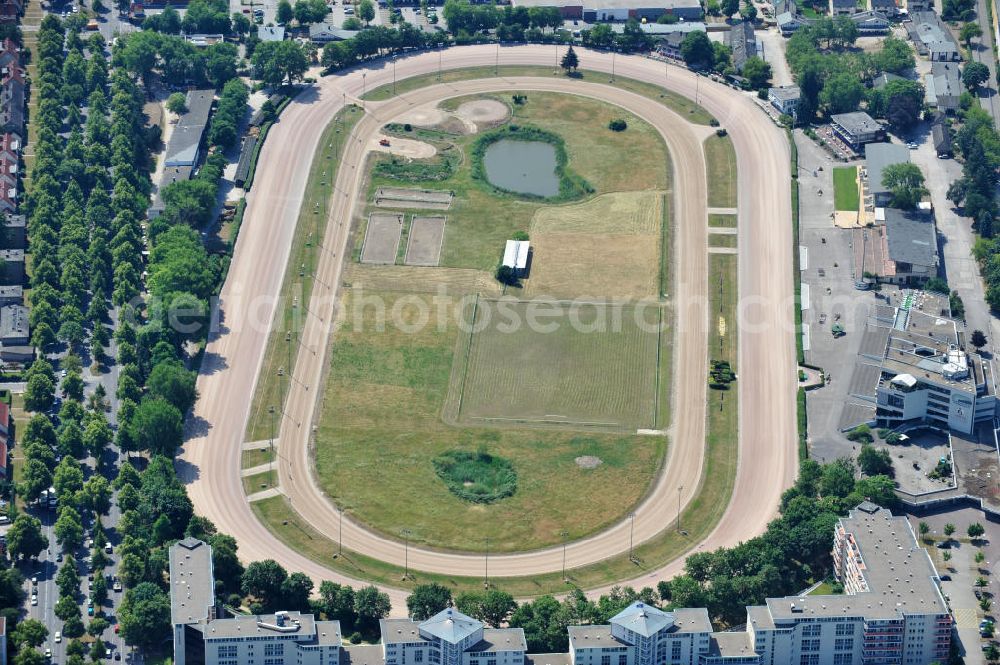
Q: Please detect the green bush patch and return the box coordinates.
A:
[471,124,593,202]
[432,448,517,504]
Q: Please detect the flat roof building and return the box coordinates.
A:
[503,240,530,276]
[509,0,703,21]
[152,89,214,217]
[863,292,997,433]
[3,212,23,248]
[768,85,801,119]
[0,247,22,286]
[164,89,214,168]
[169,538,343,665]
[746,504,951,665]
[169,521,954,665]
[864,142,910,207]
[882,206,938,285]
[831,112,884,149]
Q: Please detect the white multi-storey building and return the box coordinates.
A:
[170,506,952,665]
[569,604,714,665]
[380,608,527,665]
[869,301,998,434]
[169,538,342,665]
[745,503,951,665]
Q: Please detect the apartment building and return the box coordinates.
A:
[380,608,526,665]
[171,510,952,665]
[746,503,951,665]
[170,538,342,665]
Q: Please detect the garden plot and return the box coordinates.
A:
[404,216,447,266]
[360,213,404,264]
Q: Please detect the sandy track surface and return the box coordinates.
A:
[370,133,437,158]
[178,46,797,612]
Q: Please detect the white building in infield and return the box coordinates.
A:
[170,506,951,665]
[502,240,530,277]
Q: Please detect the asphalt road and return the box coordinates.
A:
[179,45,798,611]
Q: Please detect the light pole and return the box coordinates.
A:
[392,57,397,96]
[362,72,367,109]
[438,48,442,81]
[555,44,559,73]
[495,42,499,76]
[561,530,569,582]
[484,537,490,588]
[677,486,684,533]
[611,51,616,83]
[337,508,344,557]
[286,331,293,398]
[628,512,636,562]
[402,529,411,579]
[268,405,276,487]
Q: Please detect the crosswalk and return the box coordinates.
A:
[954,607,979,628]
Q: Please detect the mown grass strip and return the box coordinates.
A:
[832,166,859,212]
[244,105,362,442]
[704,134,737,209]
[361,65,716,126]
[708,213,737,228]
[242,470,277,496]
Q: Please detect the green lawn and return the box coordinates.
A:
[709,234,737,248]
[315,290,665,553]
[709,213,737,228]
[833,166,859,212]
[245,106,363,442]
[704,135,738,208]
[248,256,736,596]
[362,66,716,126]
[241,446,275,470]
[242,471,277,496]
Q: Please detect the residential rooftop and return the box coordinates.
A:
[168,537,216,626]
[764,505,948,621]
[832,111,882,135]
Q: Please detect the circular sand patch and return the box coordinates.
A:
[575,456,603,469]
[455,99,510,129]
[395,105,449,128]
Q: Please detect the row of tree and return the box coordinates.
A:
[114,30,239,91]
[786,23,916,124]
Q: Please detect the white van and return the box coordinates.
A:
[55,631,62,643]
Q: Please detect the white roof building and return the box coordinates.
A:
[503,240,530,273]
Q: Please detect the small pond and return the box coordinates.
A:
[482,140,560,197]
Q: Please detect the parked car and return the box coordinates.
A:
[939,574,951,581]
[31,594,37,606]
[55,631,61,643]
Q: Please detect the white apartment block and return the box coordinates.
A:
[745,503,951,665]
[569,605,714,665]
[169,538,341,665]
[170,504,953,665]
[380,609,527,665]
